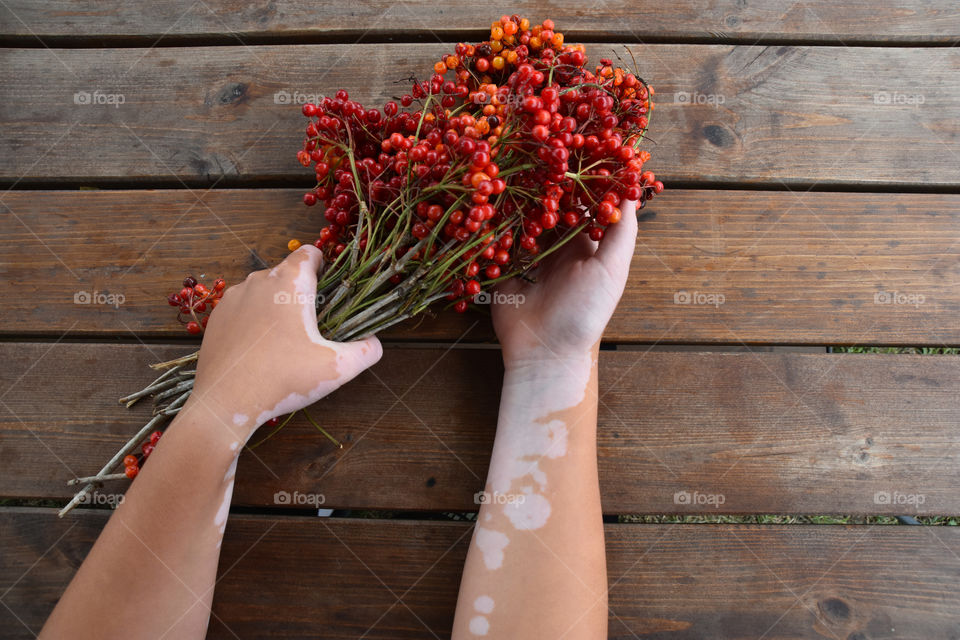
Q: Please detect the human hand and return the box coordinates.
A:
[492,199,637,365]
[184,245,383,444]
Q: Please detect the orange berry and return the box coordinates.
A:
[482,104,496,116]
[434,61,447,74]
[503,21,518,35]
[542,18,555,30]
[491,26,504,40]
[445,55,459,69]
[519,18,530,30]
[490,40,503,53]
[529,36,542,49]
[492,56,505,70]
[552,32,564,47]
[287,239,301,251]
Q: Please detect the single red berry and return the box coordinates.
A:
[149,431,162,446]
[141,443,155,457]
[265,417,280,427]
[186,321,202,334]
[123,455,138,468]
[124,465,139,479]
[183,276,197,288]
[453,300,469,313]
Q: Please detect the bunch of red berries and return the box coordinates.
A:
[166,276,226,334]
[291,15,661,336]
[121,430,162,478]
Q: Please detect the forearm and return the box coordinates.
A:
[41,398,244,640]
[453,346,607,639]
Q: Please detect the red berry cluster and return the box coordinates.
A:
[167,276,226,334]
[122,430,162,478]
[296,15,661,313]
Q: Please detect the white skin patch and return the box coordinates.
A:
[489,419,568,495]
[223,457,238,483]
[293,254,325,345]
[213,479,233,528]
[503,488,551,531]
[233,413,248,426]
[474,595,494,614]
[229,441,239,452]
[469,616,489,636]
[474,527,509,570]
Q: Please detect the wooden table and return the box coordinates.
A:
[2,2,959,637]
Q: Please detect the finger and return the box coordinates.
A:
[332,335,384,382]
[594,199,638,274]
[290,244,324,275]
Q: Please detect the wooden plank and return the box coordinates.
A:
[2,508,959,639]
[2,343,958,515]
[2,189,957,344]
[2,1,959,43]
[2,45,959,186]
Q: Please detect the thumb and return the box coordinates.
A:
[331,335,384,383]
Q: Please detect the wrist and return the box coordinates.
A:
[172,393,252,453]
[501,342,599,377]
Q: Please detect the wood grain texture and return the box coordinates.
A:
[2,44,959,186]
[2,508,959,639]
[2,1,959,42]
[2,189,958,343]
[2,343,958,515]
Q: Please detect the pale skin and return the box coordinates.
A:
[41,200,637,639]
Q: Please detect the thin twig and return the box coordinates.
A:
[67,473,127,486]
[60,389,191,517]
[152,378,194,402]
[149,351,199,371]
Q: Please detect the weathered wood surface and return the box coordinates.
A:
[3,189,957,344]
[2,1,959,42]
[2,508,959,639]
[2,343,958,515]
[2,45,959,186]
